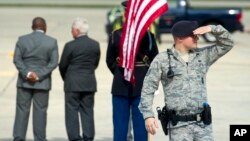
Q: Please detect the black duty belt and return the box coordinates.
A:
[156,105,211,136]
[170,104,212,126]
[116,57,148,67]
[135,61,147,67]
[173,113,202,122]
[171,113,203,126]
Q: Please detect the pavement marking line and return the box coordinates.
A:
[0,72,17,96]
[0,70,16,77]
[9,51,14,59]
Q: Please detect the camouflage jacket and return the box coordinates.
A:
[139,25,234,126]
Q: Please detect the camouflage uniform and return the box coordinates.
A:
[139,25,234,140]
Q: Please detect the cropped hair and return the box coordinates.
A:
[72,17,89,35]
[32,17,46,31]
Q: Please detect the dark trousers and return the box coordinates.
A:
[65,92,95,141]
[13,88,49,141]
[112,95,148,141]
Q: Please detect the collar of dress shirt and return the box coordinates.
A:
[35,29,45,33]
[77,34,87,38]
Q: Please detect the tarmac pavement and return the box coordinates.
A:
[0,6,250,141]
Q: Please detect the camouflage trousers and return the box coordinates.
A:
[169,124,214,141]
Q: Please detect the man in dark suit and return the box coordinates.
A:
[106,2,159,141]
[13,17,59,141]
[59,17,100,141]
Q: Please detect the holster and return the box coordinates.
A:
[202,103,212,125]
[156,106,169,135]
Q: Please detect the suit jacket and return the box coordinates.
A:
[13,31,59,90]
[59,35,100,92]
[106,28,158,97]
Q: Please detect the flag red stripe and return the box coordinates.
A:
[126,0,155,69]
[119,0,137,67]
[124,0,142,68]
[120,0,168,83]
[130,0,168,69]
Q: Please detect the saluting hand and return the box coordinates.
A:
[145,117,159,135]
[193,25,212,35]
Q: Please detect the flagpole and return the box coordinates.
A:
[148,133,152,141]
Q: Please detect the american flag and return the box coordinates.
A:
[119,0,168,84]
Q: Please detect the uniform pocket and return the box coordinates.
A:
[195,60,207,75]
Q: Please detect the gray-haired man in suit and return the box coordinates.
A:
[59,17,100,141]
[13,17,59,141]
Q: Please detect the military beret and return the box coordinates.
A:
[121,1,128,7]
[171,20,198,37]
